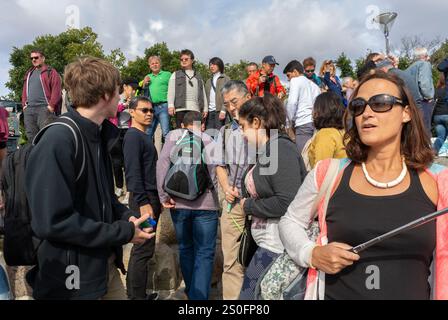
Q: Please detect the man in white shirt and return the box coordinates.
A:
[283,60,321,153]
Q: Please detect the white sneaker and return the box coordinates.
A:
[115,188,123,198]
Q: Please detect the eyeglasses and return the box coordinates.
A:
[136,108,155,114]
[349,94,406,117]
[224,98,240,108]
[30,56,40,61]
[305,69,315,73]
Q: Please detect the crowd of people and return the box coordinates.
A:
[1,45,448,301]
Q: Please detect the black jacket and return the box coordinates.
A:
[25,109,136,300]
[242,134,307,219]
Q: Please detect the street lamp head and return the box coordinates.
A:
[374,12,398,37]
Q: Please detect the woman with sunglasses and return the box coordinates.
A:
[319,60,347,107]
[123,96,161,300]
[279,71,448,300]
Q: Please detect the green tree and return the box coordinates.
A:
[336,52,355,78]
[6,27,121,101]
[225,60,251,80]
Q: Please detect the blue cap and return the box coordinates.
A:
[262,55,279,65]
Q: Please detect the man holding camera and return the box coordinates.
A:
[246,56,286,99]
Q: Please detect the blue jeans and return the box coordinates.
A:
[170,209,218,300]
[433,115,448,153]
[147,102,170,141]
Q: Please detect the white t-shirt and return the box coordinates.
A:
[208,73,221,112]
[286,76,321,128]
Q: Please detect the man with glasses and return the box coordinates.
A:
[168,49,208,129]
[123,96,161,300]
[215,80,251,300]
[22,49,62,142]
[141,56,172,143]
[303,57,324,90]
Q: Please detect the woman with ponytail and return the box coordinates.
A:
[237,94,307,300]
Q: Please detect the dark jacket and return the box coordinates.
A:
[25,109,136,300]
[433,88,448,117]
[242,134,307,219]
[323,72,347,106]
[205,73,230,113]
[22,65,62,114]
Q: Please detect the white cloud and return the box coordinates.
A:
[1,0,448,97]
[150,20,164,32]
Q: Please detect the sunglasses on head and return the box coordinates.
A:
[349,94,406,117]
[136,107,154,114]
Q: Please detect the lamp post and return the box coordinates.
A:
[373,12,398,55]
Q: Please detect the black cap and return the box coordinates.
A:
[262,55,279,65]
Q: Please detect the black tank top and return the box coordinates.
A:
[325,163,436,300]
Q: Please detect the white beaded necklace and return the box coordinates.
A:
[361,159,408,189]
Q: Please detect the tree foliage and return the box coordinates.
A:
[6,27,124,101]
[336,52,355,78]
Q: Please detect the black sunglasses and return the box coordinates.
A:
[349,94,406,117]
[30,56,40,61]
[305,69,315,73]
[136,108,154,114]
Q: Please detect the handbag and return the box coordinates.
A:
[237,214,258,268]
[256,159,340,300]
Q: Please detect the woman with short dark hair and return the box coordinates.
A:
[306,92,347,169]
[280,71,448,300]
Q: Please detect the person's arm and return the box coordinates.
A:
[246,73,260,96]
[123,132,150,208]
[279,161,360,273]
[156,131,176,205]
[285,78,300,126]
[310,130,336,168]
[419,62,435,100]
[243,144,304,219]
[278,168,319,267]
[25,126,135,249]
[22,73,28,108]
[49,70,62,113]
[202,81,209,114]
[275,75,286,95]
[167,72,176,110]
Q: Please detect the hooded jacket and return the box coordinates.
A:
[25,109,136,300]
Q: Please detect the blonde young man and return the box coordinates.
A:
[25,57,154,300]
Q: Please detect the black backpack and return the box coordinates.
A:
[1,116,85,266]
[164,130,213,201]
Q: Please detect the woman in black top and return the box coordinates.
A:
[123,96,161,300]
[432,73,448,154]
[280,71,442,300]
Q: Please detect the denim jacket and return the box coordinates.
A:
[407,60,435,101]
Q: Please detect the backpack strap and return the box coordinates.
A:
[33,116,86,182]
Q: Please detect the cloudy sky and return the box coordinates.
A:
[1,0,447,97]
